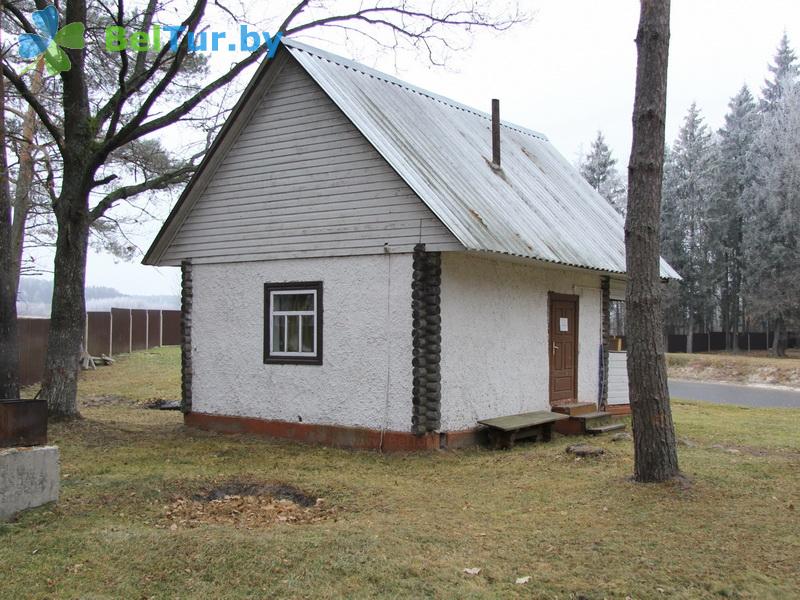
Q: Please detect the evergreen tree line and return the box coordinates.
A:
[580,34,800,356]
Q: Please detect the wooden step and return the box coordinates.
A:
[553,410,621,436]
[572,411,612,421]
[586,422,626,435]
[551,402,596,416]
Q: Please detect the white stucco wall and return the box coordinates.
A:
[439,253,603,431]
[192,253,413,431]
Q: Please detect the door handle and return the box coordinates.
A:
[552,343,559,353]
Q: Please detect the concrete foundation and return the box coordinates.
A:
[0,446,60,521]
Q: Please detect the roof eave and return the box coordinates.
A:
[462,248,681,281]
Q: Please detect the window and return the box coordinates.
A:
[609,299,626,351]
[264,282,323,364]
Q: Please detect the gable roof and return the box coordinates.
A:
[145,39,679,279]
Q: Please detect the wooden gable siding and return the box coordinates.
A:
[159,56,461,265]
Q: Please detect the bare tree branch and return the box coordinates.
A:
[102,0,131,140]
[89,164,195,220]
[102,47,261,150]
[1,63,65,154]
[286,5,523,38]
[94,0,210,163]
[132,0,159,78]
[94,4,198,129]
[93,174,119,187]
[2,1,37,34]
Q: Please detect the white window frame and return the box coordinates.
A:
[264,282,323,365]
[269,289,318,357]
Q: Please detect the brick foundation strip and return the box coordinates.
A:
[185,412,446,451]
[185,412,488,451]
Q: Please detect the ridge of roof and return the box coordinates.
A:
[282,38,549,142]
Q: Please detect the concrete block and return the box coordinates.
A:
[0,446,60,521]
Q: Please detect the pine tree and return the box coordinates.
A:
[660,145,684,334]
[626,0,679,483]
[579,131,627,215]
[708,85,759,350]
[660,103,716,351]
[761,32,800,111]
[745,81,800,356]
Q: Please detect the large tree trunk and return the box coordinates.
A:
[40,198,89,418]
[0,45,20,401]
[39,0,93,419]
[771,316,787,357]
[625,0,680,483]
[40,128,93,419]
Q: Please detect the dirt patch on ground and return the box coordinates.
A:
[80,395,138,408]
[190,481,318,506]
[144,399,181,410]
[163,481,334,529]
[82,395,183,409]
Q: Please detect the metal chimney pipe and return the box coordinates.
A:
[491,98,501,167]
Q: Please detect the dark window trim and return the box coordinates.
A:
[264,281,323,365]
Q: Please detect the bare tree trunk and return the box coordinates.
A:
[686,313,694,353]
[721,255,730,351]
[731,293,741,353]
[11,62,45,298]
[0,42,21,401]
[730,216,743,353]
[625,0,680,483]
[771,316,787,357]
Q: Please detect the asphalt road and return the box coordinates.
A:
[668,379,800,408]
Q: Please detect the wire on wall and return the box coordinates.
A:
[379,248,392,452]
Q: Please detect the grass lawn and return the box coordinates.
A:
[4,347,799,599]
[667,350,800,388]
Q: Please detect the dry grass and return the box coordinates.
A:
[2,348,799,599]
[668,350,800,388]
[22,346,181,405]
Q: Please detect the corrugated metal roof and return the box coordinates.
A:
[284,39,679,279]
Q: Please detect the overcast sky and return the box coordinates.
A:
[65,1,800,298]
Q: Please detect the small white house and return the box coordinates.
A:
[144,40,678,450]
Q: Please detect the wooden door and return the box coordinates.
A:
[549,294,578,406]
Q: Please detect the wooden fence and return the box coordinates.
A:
[17,309,181,387]
[611,331,796,354]
[664,332,792,353]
